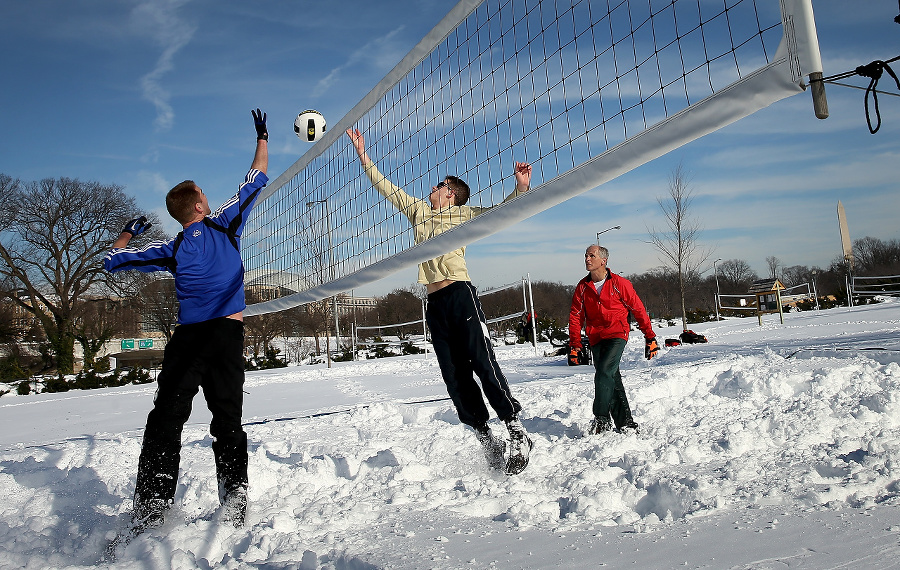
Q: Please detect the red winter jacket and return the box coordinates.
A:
[568,269,655,349]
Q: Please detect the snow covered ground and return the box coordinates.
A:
[1,299,900,569]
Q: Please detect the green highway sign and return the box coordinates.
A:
[121,339,135,350]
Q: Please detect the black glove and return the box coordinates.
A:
[568,347,580,366]
[122,216,151,237]
[252,108,268,141]
[645,337,659,360]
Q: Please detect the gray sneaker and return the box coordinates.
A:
[504,416,533,475]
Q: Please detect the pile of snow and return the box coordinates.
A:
[1,300,899,569]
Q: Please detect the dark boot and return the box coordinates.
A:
[132,497,170,532]
[588,415,613,435]
[617,418,640,435]
[474,424,506,470]
[504,416,533,475]
[221,484,248,528]
[105,496,170,560]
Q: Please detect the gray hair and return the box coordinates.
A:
[586,244,609,259]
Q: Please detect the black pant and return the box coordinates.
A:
[425,281,522,428]
[134,318,247,505]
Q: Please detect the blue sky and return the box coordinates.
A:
[1,0,898,298]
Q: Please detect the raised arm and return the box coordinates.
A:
[346,128,372,167]
[346,127,420,216]
[112,216,152,249]
[514,161,531,193]
[498,161,532,205]
[251,108,269,174]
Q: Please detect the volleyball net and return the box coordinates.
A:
[243,0,825,316]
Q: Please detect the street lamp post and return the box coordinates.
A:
[713,258,722,322]
[596,225,621,245]
[307,199,340,368]
[811,270,820,310]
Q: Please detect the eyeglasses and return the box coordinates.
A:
[435,180,451,190]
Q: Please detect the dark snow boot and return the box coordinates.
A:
[221,484,248,528]
[104,498,169,561]
[132,497,169,531]
[504,416,533,475]
[587,415,613,435]
[474,424,507,471]
[617,418,640,435]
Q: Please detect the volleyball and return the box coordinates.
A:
[294,110,326,142]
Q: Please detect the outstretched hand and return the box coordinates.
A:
[346,128,365,151]
[346,128,370,165]
[122,216,152,237]
[514,161,532,190]
[252,108,268,141]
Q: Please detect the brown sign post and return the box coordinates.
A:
[748,278,786,326]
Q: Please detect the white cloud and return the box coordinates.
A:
[131,0,197,132]
[134,169,171,195]
[312,27,406,98]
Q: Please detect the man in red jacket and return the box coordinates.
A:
[569,245,659,434]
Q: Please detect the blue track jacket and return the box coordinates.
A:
[104,169,268,325]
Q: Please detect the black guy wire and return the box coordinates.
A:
[814,54,900,134]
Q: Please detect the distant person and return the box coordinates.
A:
[517,311,536,345]
[568,245,658,434]
[347,127,534,474]
[104,109,269,546]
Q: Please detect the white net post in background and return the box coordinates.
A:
[527,272,538,350]
[718,294,757,313]
[852,274,900,297]
[479,277,531,339]
[243,0,825,316]
[353,298,430,360]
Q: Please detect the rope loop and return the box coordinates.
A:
[820,56,900,134]
[860,60,900,134]
[855,61,885,81]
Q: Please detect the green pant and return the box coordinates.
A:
[589,338,633,428]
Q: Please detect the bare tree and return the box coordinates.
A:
[244,289,288,357]
[0,174,162,373]
[296,299,330,357]
[648,163,712,330]
[717,259,758,293]
[0,282,30,371]
[780,265,809,289]
[374,288,424,339]
[628,267,681,320]
[73,298,140,369]
[136,275,179,341]
[766,256,781,279]
[854,236,900,274]
[302,205,340,365]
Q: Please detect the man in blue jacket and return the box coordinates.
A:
[105,109,268,537]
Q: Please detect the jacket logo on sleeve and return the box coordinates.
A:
[192,229,201,237]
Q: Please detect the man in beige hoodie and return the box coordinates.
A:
[347,127,533,474]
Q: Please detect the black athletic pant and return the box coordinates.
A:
[133,317,247,506]
[425,281,522,428]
